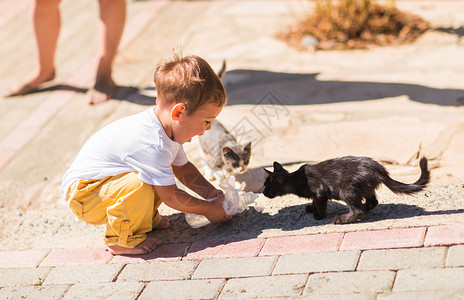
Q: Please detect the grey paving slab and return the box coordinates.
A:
[43,264,124,285]
[273,251,360,275]
[63,282,145,300]
[305,271,395,295]
[303,294,377,300]
[357,247,447,271]
[393,267,464,292]
[378,290,464,300]
[139,279,225,300]
[0,285,68,300]
[447,245,464,267]
[192,256,276,279]
[0,267,50,287]
[219,274,308,299]
[117,260,198,281]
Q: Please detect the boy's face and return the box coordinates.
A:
[172,102,223,144]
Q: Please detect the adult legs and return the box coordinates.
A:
[4,0,60,97]
[88,0,126,104]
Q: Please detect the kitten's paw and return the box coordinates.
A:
[333,216,344,224]
[305,205,313,213]
[313,212,326,220]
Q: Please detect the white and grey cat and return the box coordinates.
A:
[199,119,252,180]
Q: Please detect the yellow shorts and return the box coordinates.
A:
[65,172,162,248]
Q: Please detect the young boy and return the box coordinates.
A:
[60,54,232,255]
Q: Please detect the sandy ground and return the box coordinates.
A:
[0,0,463,250]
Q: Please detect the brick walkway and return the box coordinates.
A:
[1,0,464,299]
[1,225,464,298]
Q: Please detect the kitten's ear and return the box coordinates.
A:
[273,161,285,172]
[222,146,236,159]
[263,167,272,175]
[243,142,252,153]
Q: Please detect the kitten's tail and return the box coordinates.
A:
[381,157,430,194]
[217,60,227,79]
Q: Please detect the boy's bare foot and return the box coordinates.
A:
[107,236,163,255]
[87,78,116,105]
[155,215,171,229]
[3,70,55,97]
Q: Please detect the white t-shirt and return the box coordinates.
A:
[60,107,189,198]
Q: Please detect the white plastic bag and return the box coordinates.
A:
[185,176,259,228]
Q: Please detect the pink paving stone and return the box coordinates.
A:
[259,233,343,256]
[339,227,426,251]
[110,243,189,264]
[184,240,226,260]
[0,250,50,268]
[211,239,265,259]
[424,224,464,246]
[39,248,113,267]
[185,239,265,260]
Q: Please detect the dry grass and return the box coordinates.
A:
[279,0,430,50]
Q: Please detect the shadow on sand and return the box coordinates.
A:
[221,70,464,107]
[23,69,464,107]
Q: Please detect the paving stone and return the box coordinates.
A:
[117,260,198,281]
[63,282,144,300]
[393,267,464,292]
[219,274,308,299]
[43,264,124,285]
[186,239,264,260]
[0,249,49,268]
[40,248,113,267]
[305,271,395,295]
[0,268,50,287]
[304,294,376,300]
[140,279,225,300]
[259,233,343,256]
[339,228,426,251]
[0,285,68,299]
[273,251,360,275]
[184,240,224,260]
[192,256,276,279]
[357,247,446,270]
[446,245,464,267]
[425,225,464,246]
[378,290,464,300]
[110,243,189,264]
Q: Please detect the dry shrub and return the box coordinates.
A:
[279,0,430,50]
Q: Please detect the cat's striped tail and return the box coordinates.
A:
[381,157,430,194]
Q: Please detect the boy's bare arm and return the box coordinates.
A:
[172,162,218,199]
[154,184,231,223]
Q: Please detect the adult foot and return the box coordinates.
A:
[107,236,163,255]
[87,78,116,105]
[3,70,55,97]
[155,215,171,229]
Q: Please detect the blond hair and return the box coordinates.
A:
[154,54,227,115]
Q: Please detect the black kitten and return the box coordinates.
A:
[263,156,430,224]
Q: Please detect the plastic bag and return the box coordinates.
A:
[185,176,259,228]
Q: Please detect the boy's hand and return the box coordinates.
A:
[205,193,232,224]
